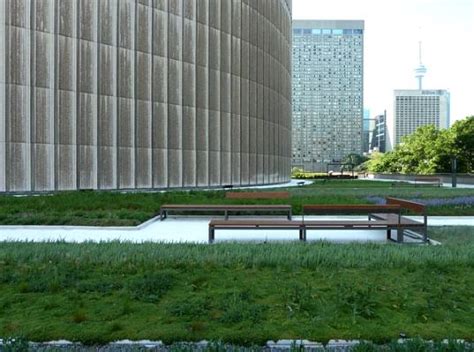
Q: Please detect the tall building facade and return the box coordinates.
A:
[393,90,450,146]
[372,111,386,153]
[362,108,374,154]
[292,20,364,171]
[0,0,292,193]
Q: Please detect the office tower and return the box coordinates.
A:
[392,90,450,146]
[0,0,292,193]
[292,20,364,171]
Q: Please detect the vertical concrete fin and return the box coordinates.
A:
[0,0,292,193]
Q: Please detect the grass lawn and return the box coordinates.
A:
[1,226,474,345]
[0,180,473,226]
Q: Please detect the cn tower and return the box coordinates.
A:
[414,41,427,90]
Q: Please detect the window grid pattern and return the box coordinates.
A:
[291,23,363,171]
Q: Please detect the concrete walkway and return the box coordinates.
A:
[0,215,473,244]
[229,178,314,189]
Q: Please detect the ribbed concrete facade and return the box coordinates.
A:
[0,0,292,192]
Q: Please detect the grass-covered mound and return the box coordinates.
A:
[0,180,473,226]
[1,227,474,344]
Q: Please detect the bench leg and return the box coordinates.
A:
[288,210,292,220]
[299,227,306,241]
[397,227,404,243]
[208,226,215,244]
[386,228,391,240]
[225,210,228,220]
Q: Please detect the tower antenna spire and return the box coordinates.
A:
[419,41,422,65]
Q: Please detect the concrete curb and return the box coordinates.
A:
[0,338,471,351]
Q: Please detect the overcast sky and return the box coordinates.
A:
[292,0,474,124]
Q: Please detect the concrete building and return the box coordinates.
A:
[292,20,364,171]
[0,0,292,193]
[392,90,450,146]
[362,108,374,154]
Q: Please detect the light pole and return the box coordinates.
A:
[451,156,457,188]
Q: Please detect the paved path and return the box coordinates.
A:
[364,176,474,189]
[0,215,472,244]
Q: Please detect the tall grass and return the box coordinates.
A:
[1,238,473,270]
[2,233,474,344]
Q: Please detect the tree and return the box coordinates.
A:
[367,151,403,173]
[367,124,456,174]
[451,116,474,172]
[342,153,368,166]
[395,125,454,174]
[365,117,473,174]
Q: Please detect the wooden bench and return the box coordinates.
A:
[414,176,442,187]
[369,197,427,243]
[208,219,304,243]
[301,219,392,241]
[160,204,292,221]
[208,218,393,243]
[303,204,406,242]
[207,200,429,244]
[225,191,290,200]
[208,204,402,243]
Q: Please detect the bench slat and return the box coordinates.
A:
[303,204,400,214]
[160,204,293,221]
[162,204,291,210]
[386,197,425,213]
[370,213,424,226]
[303,220,388,226]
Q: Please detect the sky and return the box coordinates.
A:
[292,0,474,124]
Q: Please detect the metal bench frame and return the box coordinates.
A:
[369,197,428,242]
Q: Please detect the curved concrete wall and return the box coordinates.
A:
[0,0,292,192]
